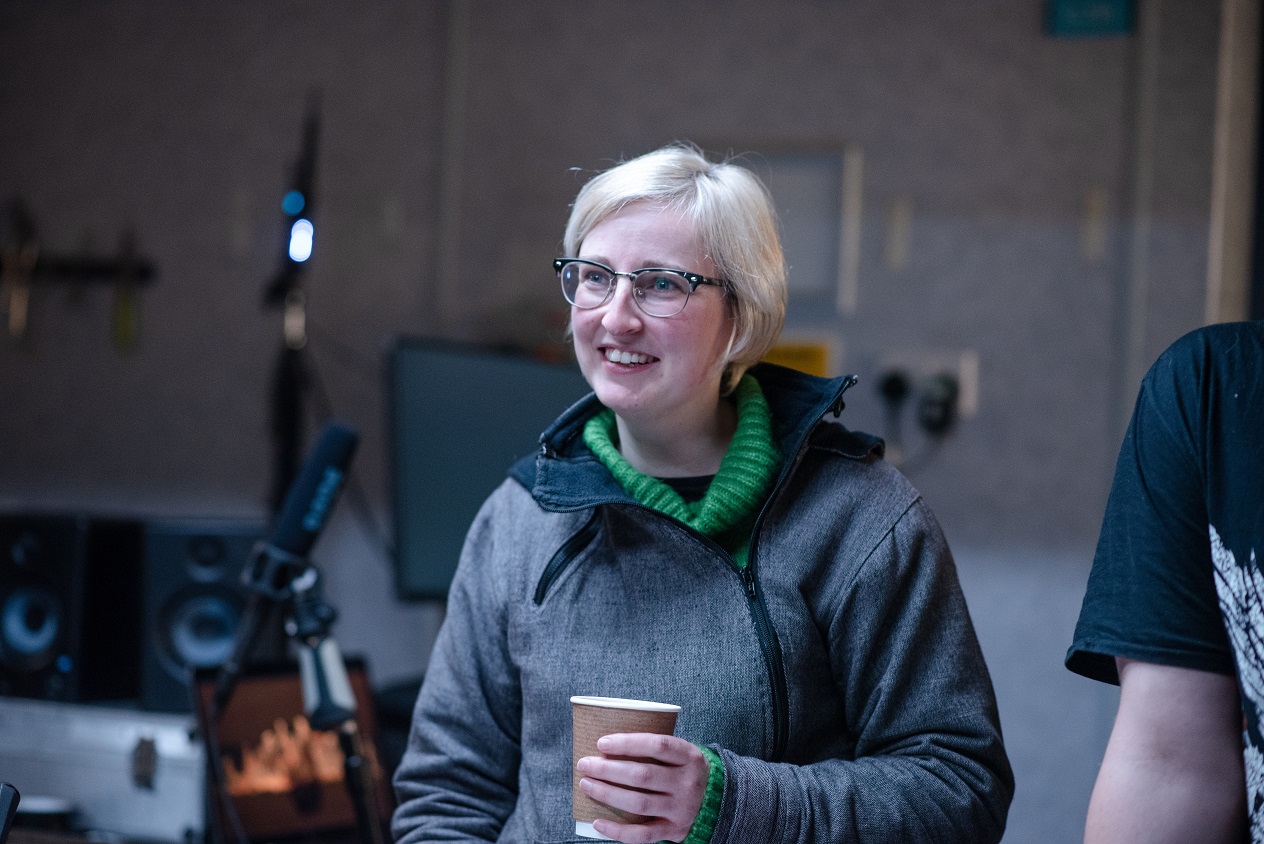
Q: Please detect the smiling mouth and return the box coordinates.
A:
[604,348,656,365]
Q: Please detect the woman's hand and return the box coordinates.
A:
[575,733,710,844]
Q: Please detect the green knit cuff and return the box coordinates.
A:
[682,745,724,844]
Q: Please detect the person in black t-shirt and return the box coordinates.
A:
[1067,320,1264,843]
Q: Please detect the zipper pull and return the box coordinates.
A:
[830,374,860,417]
[741,566,758,599]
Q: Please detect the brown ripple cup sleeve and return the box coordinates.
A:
[571,696,682,839]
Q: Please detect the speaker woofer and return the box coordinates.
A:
[1,586,63,670]
[155,585,243,674]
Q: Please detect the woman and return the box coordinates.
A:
[392,143,1013,843]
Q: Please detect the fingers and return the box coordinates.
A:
[590,816,680,844]
[575,734,710,843]
[595,732,694,764]
[579,774,695,844]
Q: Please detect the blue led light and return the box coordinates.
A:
[289,219,314,262]
[283,190,306,216]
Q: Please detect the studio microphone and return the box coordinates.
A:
[266,420,359,565]
[213,420,358,712]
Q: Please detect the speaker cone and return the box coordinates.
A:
[156,585,243,674]
[1,586,63,670]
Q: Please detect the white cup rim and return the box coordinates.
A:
[570,695,681,712]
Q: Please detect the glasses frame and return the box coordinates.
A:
[553,258,725,318]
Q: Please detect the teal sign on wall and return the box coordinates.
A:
[1046,0,1134,36]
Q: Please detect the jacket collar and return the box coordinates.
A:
[512,362,882,508]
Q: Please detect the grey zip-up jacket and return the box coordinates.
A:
[392,363,1013,843]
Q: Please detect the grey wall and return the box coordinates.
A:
[0,2,1226,842]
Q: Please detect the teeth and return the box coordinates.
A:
[605,349,650,365]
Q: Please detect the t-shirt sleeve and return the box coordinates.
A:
[1066,339,1235,684]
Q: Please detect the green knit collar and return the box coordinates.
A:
[582,375,782,542]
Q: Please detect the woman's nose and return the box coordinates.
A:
[600,277,643,332]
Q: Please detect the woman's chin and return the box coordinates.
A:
[592,390,640,417]
[589,381,652,416]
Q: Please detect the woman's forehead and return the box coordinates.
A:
[579,202,706,264]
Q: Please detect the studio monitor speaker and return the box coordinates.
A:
[141,518,271,713]
[0,513,144,702]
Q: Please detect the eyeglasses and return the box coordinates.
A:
[554,258,724,318]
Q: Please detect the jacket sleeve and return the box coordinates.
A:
[391,497,522,844]
[710,498,1013,843]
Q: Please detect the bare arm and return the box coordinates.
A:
[1085,658,1247,844]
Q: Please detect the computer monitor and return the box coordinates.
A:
[388,338,590,601]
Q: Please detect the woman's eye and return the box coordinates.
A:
[645,274,685,294]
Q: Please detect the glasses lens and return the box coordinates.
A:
[633,271,691,317]
[560,261,613,309]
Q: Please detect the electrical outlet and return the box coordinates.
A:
[876,347,979,420]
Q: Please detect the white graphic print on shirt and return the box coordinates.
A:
[1211,524,1264,840]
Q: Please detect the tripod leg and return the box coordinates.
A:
[338,723,387,844]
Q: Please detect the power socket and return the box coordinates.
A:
[873,348,978,470]
[876,347,978,420]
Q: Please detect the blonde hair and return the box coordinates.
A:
[563,143,786,394]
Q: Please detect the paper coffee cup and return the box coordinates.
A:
[571,696,681,839]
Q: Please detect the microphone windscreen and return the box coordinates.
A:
[270,421,359,557]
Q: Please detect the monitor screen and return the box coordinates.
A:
[389,339,591,601]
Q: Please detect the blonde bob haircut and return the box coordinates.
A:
[562,143,787,395]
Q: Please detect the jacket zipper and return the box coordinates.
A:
[532,370,855,757]
[739,560,789,761]
[533,510,601,605]
[742,373,857,761]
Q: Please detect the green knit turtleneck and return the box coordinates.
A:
[581,374,781,568]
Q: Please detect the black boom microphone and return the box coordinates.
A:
[269,421,359,561]
[213,420,359,712]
